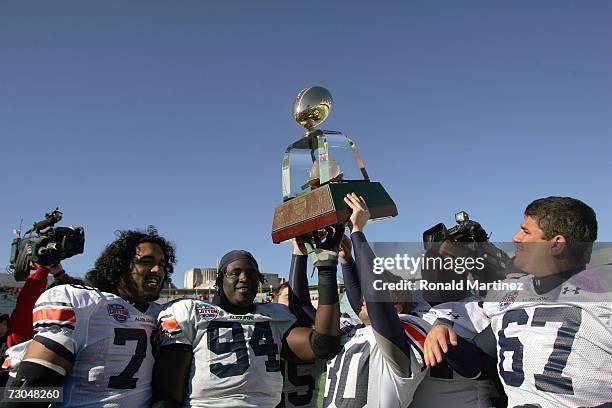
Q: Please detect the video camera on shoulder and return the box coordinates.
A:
[423,211,488,248]
[9,208,85,281]
[423,211,510,283]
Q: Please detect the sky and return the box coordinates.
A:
[1,1,611,288]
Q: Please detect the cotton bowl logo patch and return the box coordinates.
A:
[197,306,219,321]
[498,291,518,311]
[108,304,130,322]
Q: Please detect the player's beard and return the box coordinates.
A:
[124,274,162,303]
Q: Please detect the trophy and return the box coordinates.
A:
[271,86,398,244]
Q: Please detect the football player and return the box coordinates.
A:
[153,244,342,407]
[275,239,328,408]
[425,196,612,407]
[324,193,490,408]
[1,227,176,407]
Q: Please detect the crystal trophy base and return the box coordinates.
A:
[271,181,397,243]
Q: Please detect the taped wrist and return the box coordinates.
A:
[12,360,65,388]
[310,331,342,360]
[307,248,339,268]
[317,265,339,305]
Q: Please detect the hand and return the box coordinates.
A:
[292,238,308,256]
[338,235,353,265]
[423,325,458,367]
[32,262,63,274]
[312,224,344,252]
[303,224,345,267]
[343,193,370,233]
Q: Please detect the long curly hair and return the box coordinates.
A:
[85,226,176,294]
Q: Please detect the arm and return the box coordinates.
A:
[152,345,193,407]
[338,236,362,315]
[285,232,342,362]
[423,322,494,378]
[6,265,55,348]
[341,262,361,315]
[423,301,494,375]
[153,300,197,406]
[345,193,413,377]
[0,340,72,408]
[1,284,78,408]
[287,239,316,326]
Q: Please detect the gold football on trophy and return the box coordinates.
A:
[293,86,333,130]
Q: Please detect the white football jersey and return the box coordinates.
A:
[430,266,612,407]
[32,284,161,407]
[2,339,31,387]
[409,312,492,408]
[323,314,428,408]
[278,358,326,408]
[409,370,493,408]
[277,317,362,408]
[158,299,296,407]
[2,340,30,372]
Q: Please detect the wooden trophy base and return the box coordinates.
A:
[271,181,397,243]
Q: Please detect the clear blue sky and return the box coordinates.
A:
[1,1,611,288]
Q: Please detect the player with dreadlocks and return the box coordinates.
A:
[1,227,176,408]
[154,242,343,407]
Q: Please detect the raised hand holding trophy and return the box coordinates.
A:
[271,86,398,246]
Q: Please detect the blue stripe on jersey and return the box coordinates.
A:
[34,334,76,363]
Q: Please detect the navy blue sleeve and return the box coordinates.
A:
[341,261,362,315]
[351,231,411,358]
[443,336,487,378]
[288,254,316,326]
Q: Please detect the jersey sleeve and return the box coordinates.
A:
[157,299,197,348]
[341,261,362,315]
[288,254,317,327]
[2,340,31,372]
[422,300,492,335]
[32,285,99,364]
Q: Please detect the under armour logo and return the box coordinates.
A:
[562,287,581,295]
[446,311,460,319]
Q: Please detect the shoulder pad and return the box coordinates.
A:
[257,303,295,320]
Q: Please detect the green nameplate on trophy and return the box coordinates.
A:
[271,86,398,243]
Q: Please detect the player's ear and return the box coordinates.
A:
[549,235,566,256]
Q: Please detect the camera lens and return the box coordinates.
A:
[432,231,445,242]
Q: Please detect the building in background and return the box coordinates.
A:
[159,267,283,304]
[183,268,218,290]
